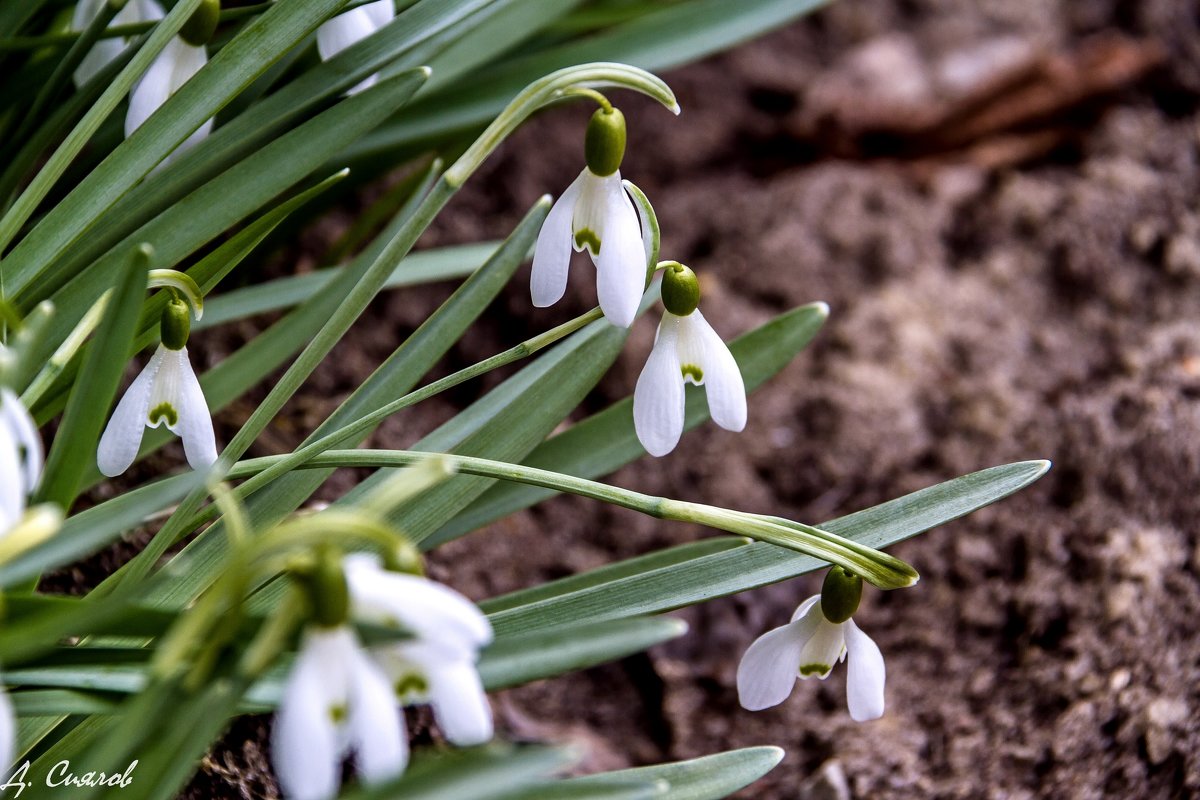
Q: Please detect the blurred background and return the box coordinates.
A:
[172,0,1198,797]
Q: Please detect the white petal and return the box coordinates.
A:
[593,177,646,328]
[169,347,217,470]
[633,315,685,457]
[0,423,21,532]
[736,612,822,711]
[795,613,846,681]
[74,38,129,88]
[844,620,886,722]
[346,648,408,784]
[0,683,12,776]
[790,594,821,623]
[345,556,492,651]
[97,348,164,477]
[426,657,492,745]
[531,171,586,308]
[125,37,207,138]
[316,8,381,61]
[71,0,157,87]
[570,170,608,256]
[678,311,746,432]
[2,389,42,495]
[362,0,396,29]
[272,630,350,800]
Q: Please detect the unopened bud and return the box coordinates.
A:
[660,262,700,317]
[584,106,626,177]
[160,296,190,351]
[179,0,220,46]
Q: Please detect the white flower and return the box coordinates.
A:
[345,554,494,745]
[0,677,12,774]
[273,626,407,800]
[73,0,211,166]
[737,595,886,722]
[632,309,746,457]
[97,344,216,477]
[0,389,43,533]
[71,0,164,88]
[531,167,648,328]
[316,0,395,95]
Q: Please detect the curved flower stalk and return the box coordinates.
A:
[73,0,215,166]
[533,103,648,328]
[97,295,216,476]
[737,568,886,722]
[316,0,395,95]
[272,549,493,799]
[633,262,746,456]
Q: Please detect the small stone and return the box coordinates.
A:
[1109,669,1132,692]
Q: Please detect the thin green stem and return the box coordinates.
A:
[558,87,612,113]
[225,449,919,590]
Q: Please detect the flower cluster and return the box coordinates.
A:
[272,552,492,800]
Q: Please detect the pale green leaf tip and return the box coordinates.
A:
[1028,458,1052,477]
[810,301,830,319]
[664,617,689,637]
[419,66,432,79]
[536,193,553,210]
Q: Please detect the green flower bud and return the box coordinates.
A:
[382,540,425,576]
[304,544,350,628]
[160,297,191,351]
[584,106,626,177]
[660,262,700,317]
[179,0,220,46]
[820,566,863,624]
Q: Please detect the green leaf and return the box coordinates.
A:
[568,747,785,800]
[435,302,829,544]
[197,242,499,329]
[35,245,149,510]
[341,745,574,800]
[478,617,687,691]
[486,461,1051,634]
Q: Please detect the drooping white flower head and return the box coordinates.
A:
[0,388,43,533]
[633,308,746,457]
[97,344,216,477]
[273,626,408,800]
[532,106,648,328]
[315,0,396,95]
[71,0,165,88]
[73,0,212,166]
[344,554,495,745]
[737,578,886,722]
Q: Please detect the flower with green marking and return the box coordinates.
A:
[345,554,494,746]
[737,568,886,722]
[633,263,745,456]
[97,300,216,477]
[273,625,407,800]
[532,106,649,328]
[72,0,214,167]
[316,0,395,95]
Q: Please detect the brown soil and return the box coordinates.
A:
[179,0,1200,797]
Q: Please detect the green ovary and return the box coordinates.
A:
[680,364,704,383]
[148,402,178,427]
[574,228,601,254]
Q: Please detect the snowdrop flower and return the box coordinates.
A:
[633,262,745,457]
[532,105,648,328]
[345,554,494,745]
[737,567,886,722]
[97,297,216,477]
[316,0,395,94]
[0,388,42,532]
[73,0,216,165]
[274,625,407,800]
